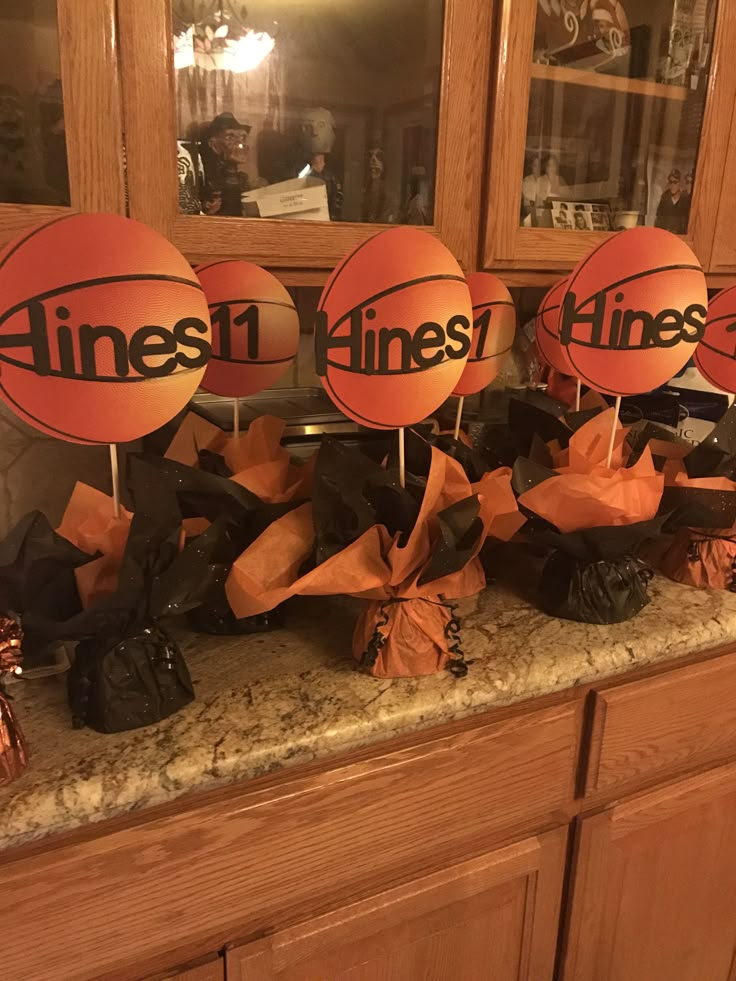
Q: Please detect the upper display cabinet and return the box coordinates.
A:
[484,0,736,273]
[118,0,494,273]
[0,0,125,247]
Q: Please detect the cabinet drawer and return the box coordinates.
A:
[585,651,736,800]
[0,700,579,981]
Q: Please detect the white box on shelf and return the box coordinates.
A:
[242,177,329,221]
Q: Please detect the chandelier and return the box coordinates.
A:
[173,1,276,73]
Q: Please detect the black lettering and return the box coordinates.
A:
[682,303,706,342]
[210,304,231,360]
[609,307,623,348]
[378,326,412,373]
[620,310,653,349]
[559,290,606,347]
[129,325,177,377]
[648,309,684,348]
[412,322,444,369]
[444,315,471,359]
[233,304,259,359]
[474,309,492,359]
[364,329,376,375]
[315,308,362,376]
[29,300,51,376]
[79,324,129,379]
[56,324,75,376]
[174,317,211,369]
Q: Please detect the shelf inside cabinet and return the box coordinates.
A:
[530,63,688,102]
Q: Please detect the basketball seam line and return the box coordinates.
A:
[0,356,206,382]
[209,354,293,366]
[206,298,295,310]
[472,301,515,310]
[570,264,702,313]
[324,274,468,335]
[317,232,381,311]
[0,274,204,330]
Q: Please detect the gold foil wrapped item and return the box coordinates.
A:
[0,615,27,787]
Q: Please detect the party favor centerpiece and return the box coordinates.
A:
[515,226,707,623]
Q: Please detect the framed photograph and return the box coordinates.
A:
[552,200,597,230]
[647,145,695,235]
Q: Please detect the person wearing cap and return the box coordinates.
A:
[655,168,689,234]
[199,111,251,217]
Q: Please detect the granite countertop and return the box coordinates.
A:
[4,575,736,853]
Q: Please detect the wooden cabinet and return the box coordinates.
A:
[709,97,736,272]
[0,0,125,248]
[484,0,736,274]
[115,0,494,274]
[153,957,224,981]
[562,760,736,981]
[227,827,567,981]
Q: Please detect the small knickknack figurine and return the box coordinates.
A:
[0,615,27,787]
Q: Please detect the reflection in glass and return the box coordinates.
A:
[172,0,443,224]
[0,0,69,206]
[521,0,718,234]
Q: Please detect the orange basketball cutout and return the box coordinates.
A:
[452,273,516,397]
[535,277,575,376]
[314,227,472,430]
[558,227,706,397]
[196,260,299,398]
[0,213,211,444]
[694,286,736,393]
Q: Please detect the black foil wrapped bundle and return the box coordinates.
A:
[535,519,664,624]
[511,406,665,624]
[135,453,300,634]
[0,511,92,669]
[64,460,226,732]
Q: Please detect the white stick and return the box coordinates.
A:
[575,378,581,412]
[233,397,240,440]
[605,395,621,470]
[398,427,406,489]
[109,443,120,519]
[453,396,464,441]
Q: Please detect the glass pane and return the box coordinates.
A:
[521,0,718,233]
[0,1,70,206]
[172,0,444,223]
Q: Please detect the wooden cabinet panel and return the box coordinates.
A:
[562,761,736,981]
[0,700,579,981]
[0,0,125,248]
[584,651,736,800]
[150,956,224,981]
[228,827,567,981]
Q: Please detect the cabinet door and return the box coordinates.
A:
[0,0,125,247]
[116,0,493,274]
[147,956,224,981]
[227,826,567,981]
[484,0,736,272]
[709,98,736,271]
[562,760,736,981]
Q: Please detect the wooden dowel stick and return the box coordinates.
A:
[453,396,464,441]
[575,378,581,412]
[109,443,120,519]
[398,427,406,489]
[605,395,622,469]
[233,397,240,440]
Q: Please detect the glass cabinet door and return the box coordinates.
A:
[0,1,69,207]
[485,0,734,270]
[171,0,443,227]
[120,0,494,272]
[523,0,717,235]
[0,1,124,246]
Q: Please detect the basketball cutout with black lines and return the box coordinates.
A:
[534,277,575,376]
[452,272,516,397]
[0,213,212,445]
[196,260,299,398]
[558,226,706,397]
[694,285,736,393]
[314,227,472,430]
